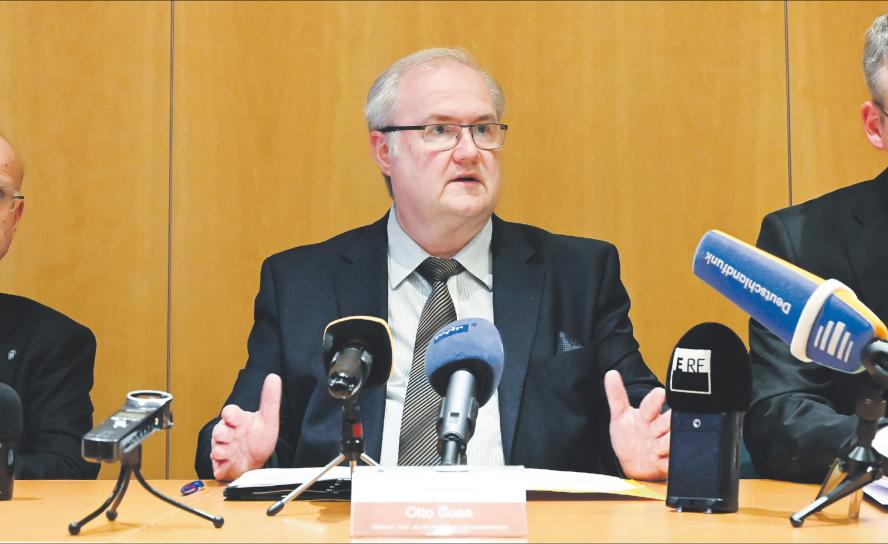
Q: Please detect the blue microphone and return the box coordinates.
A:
[425,318,504,465]
[693,230,887,374]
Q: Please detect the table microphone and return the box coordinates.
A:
[425,318,504,465]
[693,229,887,373]
[323,316,393,400]
[665,322,751,513]
[0,383,22,501]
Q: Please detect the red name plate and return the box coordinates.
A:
[350,466,527,538]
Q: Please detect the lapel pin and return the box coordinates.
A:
[7,350,16,361]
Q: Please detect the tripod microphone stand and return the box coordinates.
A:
[267,397,377,516]
[68,445,223,535]
[790,341,888,527]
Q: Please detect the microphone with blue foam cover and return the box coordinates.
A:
[425,317,504,464]
[425,317,504,406]
[693,230,887,374]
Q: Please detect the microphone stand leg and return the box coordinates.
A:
[68,463,132,535]
[132,468,224,528]
[105,469,132,521]
[359,453,379,467]
[789,464,879,527]
[68,446,224,535]
[267,453,346,516]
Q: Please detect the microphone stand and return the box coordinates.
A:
[68,445,224,535]
[790,341,888,527]
[266,397,378,516]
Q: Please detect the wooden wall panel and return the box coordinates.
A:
[0,1,170,478]
[169,1,788,477]
[489,1,788,389]
[787,1,888,205]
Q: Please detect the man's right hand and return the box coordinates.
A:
[210,373,281,481]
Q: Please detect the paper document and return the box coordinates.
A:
[524,468,661,498]
[229,466,353,489]
[863,427,888,507]
[227,465,661,500]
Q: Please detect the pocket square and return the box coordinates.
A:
[556,331,584,354]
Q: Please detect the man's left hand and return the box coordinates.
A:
[604,369,670,481]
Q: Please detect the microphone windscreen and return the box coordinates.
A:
[322,316,393,388]
[665,322,751,413]
[693,230,885,373]
[425,318,504,406]
[0,383,22,440]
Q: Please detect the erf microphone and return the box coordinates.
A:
[323,316,393,399]
[425,318,504,465]
[0,383,22,501]
[693,230,888,373]
[665,323,751,513]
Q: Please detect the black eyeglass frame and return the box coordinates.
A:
[378,123,509,150]
[874,99,888,117]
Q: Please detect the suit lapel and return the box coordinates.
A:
[333,215,389,459]
[847,172,888,322]
[491,217,544,463]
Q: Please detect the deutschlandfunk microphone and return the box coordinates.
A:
[692,229,887,373]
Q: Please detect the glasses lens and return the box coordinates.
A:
[472,124,505,150]
[422,124,461,150]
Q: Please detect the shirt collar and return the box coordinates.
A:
[387,206,493,290]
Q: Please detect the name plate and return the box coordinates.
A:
[350,466,527,538]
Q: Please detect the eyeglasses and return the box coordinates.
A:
[0,188,23,212]
[875,100,888,117]
[379,123,508,151]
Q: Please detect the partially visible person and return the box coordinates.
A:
[0,135,99,479]
[745,14,888,483]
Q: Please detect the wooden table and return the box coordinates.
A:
[2,479,885,542]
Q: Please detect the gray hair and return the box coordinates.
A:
[365,48,506,130]
[365,48,506,196]
[864,13,888,99]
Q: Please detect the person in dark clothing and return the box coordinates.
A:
[0,135,99,479]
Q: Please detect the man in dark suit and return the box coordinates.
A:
[745,14,888,483]
[196,48,670,481]
[0,135,99,479]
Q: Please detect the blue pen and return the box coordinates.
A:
[180,480,205,496]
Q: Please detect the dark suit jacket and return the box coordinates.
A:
[195,215,661,479]
[745,169,888,483]
[0,293,100,479]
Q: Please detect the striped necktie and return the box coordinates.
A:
[398,257,463,466]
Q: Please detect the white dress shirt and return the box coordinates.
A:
[380,207,505,467]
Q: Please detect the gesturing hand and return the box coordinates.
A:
[210,373,282,481]
[604,369,671,481]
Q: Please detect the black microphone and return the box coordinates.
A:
[0,383,22,501]
[322,316,393,399]
[665,322,751,513]
[424,318,504,465]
